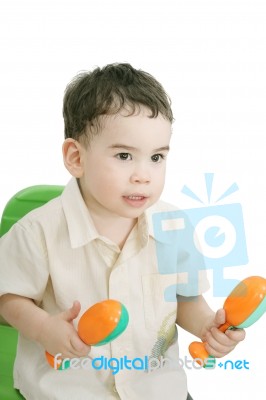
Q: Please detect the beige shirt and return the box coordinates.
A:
[0,178,209,400]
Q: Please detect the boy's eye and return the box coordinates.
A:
[151,154,165,163]
[116,152,132,161]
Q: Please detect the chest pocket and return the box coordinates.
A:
[141,273,180,333]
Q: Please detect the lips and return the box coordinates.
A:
[122,194,149,208]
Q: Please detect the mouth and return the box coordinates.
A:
[126,195,147,200]
[122,194,149,208]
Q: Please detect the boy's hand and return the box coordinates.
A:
[37,300,91,359]
[201,308,246,358]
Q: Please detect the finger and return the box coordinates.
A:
[60,349,83,360]
[225,328,246,343]
[205,330,235,357]
[205,342,235,358]
[61,300,81,323]
[210,327,238,346]
[57,342,90,360]
[213,309,226,327]
[70,335,91,357]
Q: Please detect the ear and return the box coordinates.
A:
[62,138,84,178]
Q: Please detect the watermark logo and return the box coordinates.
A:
[153,173,248,299]
[52,354,217,373]
[52,354,250,373]
[217,359,249,370]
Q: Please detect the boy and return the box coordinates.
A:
[0,63,245,399]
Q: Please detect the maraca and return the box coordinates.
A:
[46,299,129,370]
[189,276,266,368]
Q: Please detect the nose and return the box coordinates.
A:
[130,165,151,184]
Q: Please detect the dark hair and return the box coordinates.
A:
[63,63,173,143]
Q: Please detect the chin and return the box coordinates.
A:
[121,205,152,219]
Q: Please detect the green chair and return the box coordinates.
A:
[0,185,64,400]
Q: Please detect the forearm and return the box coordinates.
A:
[176,294,215,339]
[0,293,49,342]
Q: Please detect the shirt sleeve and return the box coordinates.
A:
[0,220,49,302]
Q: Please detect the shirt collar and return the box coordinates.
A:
[61,178,100,248]
[61,178,152,249]
[145,200,181,244]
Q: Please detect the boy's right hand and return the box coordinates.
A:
[37,300,91,359]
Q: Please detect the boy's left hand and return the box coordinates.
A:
[201,309,246,358]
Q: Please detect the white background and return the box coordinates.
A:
[0,0,265,399]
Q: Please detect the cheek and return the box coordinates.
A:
[156,180,165,194]
[154,167,166,185]
[90,170,121,196]
[101,165,128,186]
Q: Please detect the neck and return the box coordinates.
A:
[90,212,137,249]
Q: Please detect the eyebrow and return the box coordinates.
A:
[109,144,170,152]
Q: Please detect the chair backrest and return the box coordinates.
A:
[0,184,64,400]
[0,185,64,237]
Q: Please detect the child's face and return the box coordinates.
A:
[64,107,172,220]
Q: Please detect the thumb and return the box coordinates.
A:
[213,308,226,328]
[61,300,81,323]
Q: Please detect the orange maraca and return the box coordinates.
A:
[189,276,266,368]
[46,299,129,370]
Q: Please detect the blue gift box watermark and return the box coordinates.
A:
[153,173,249,300]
